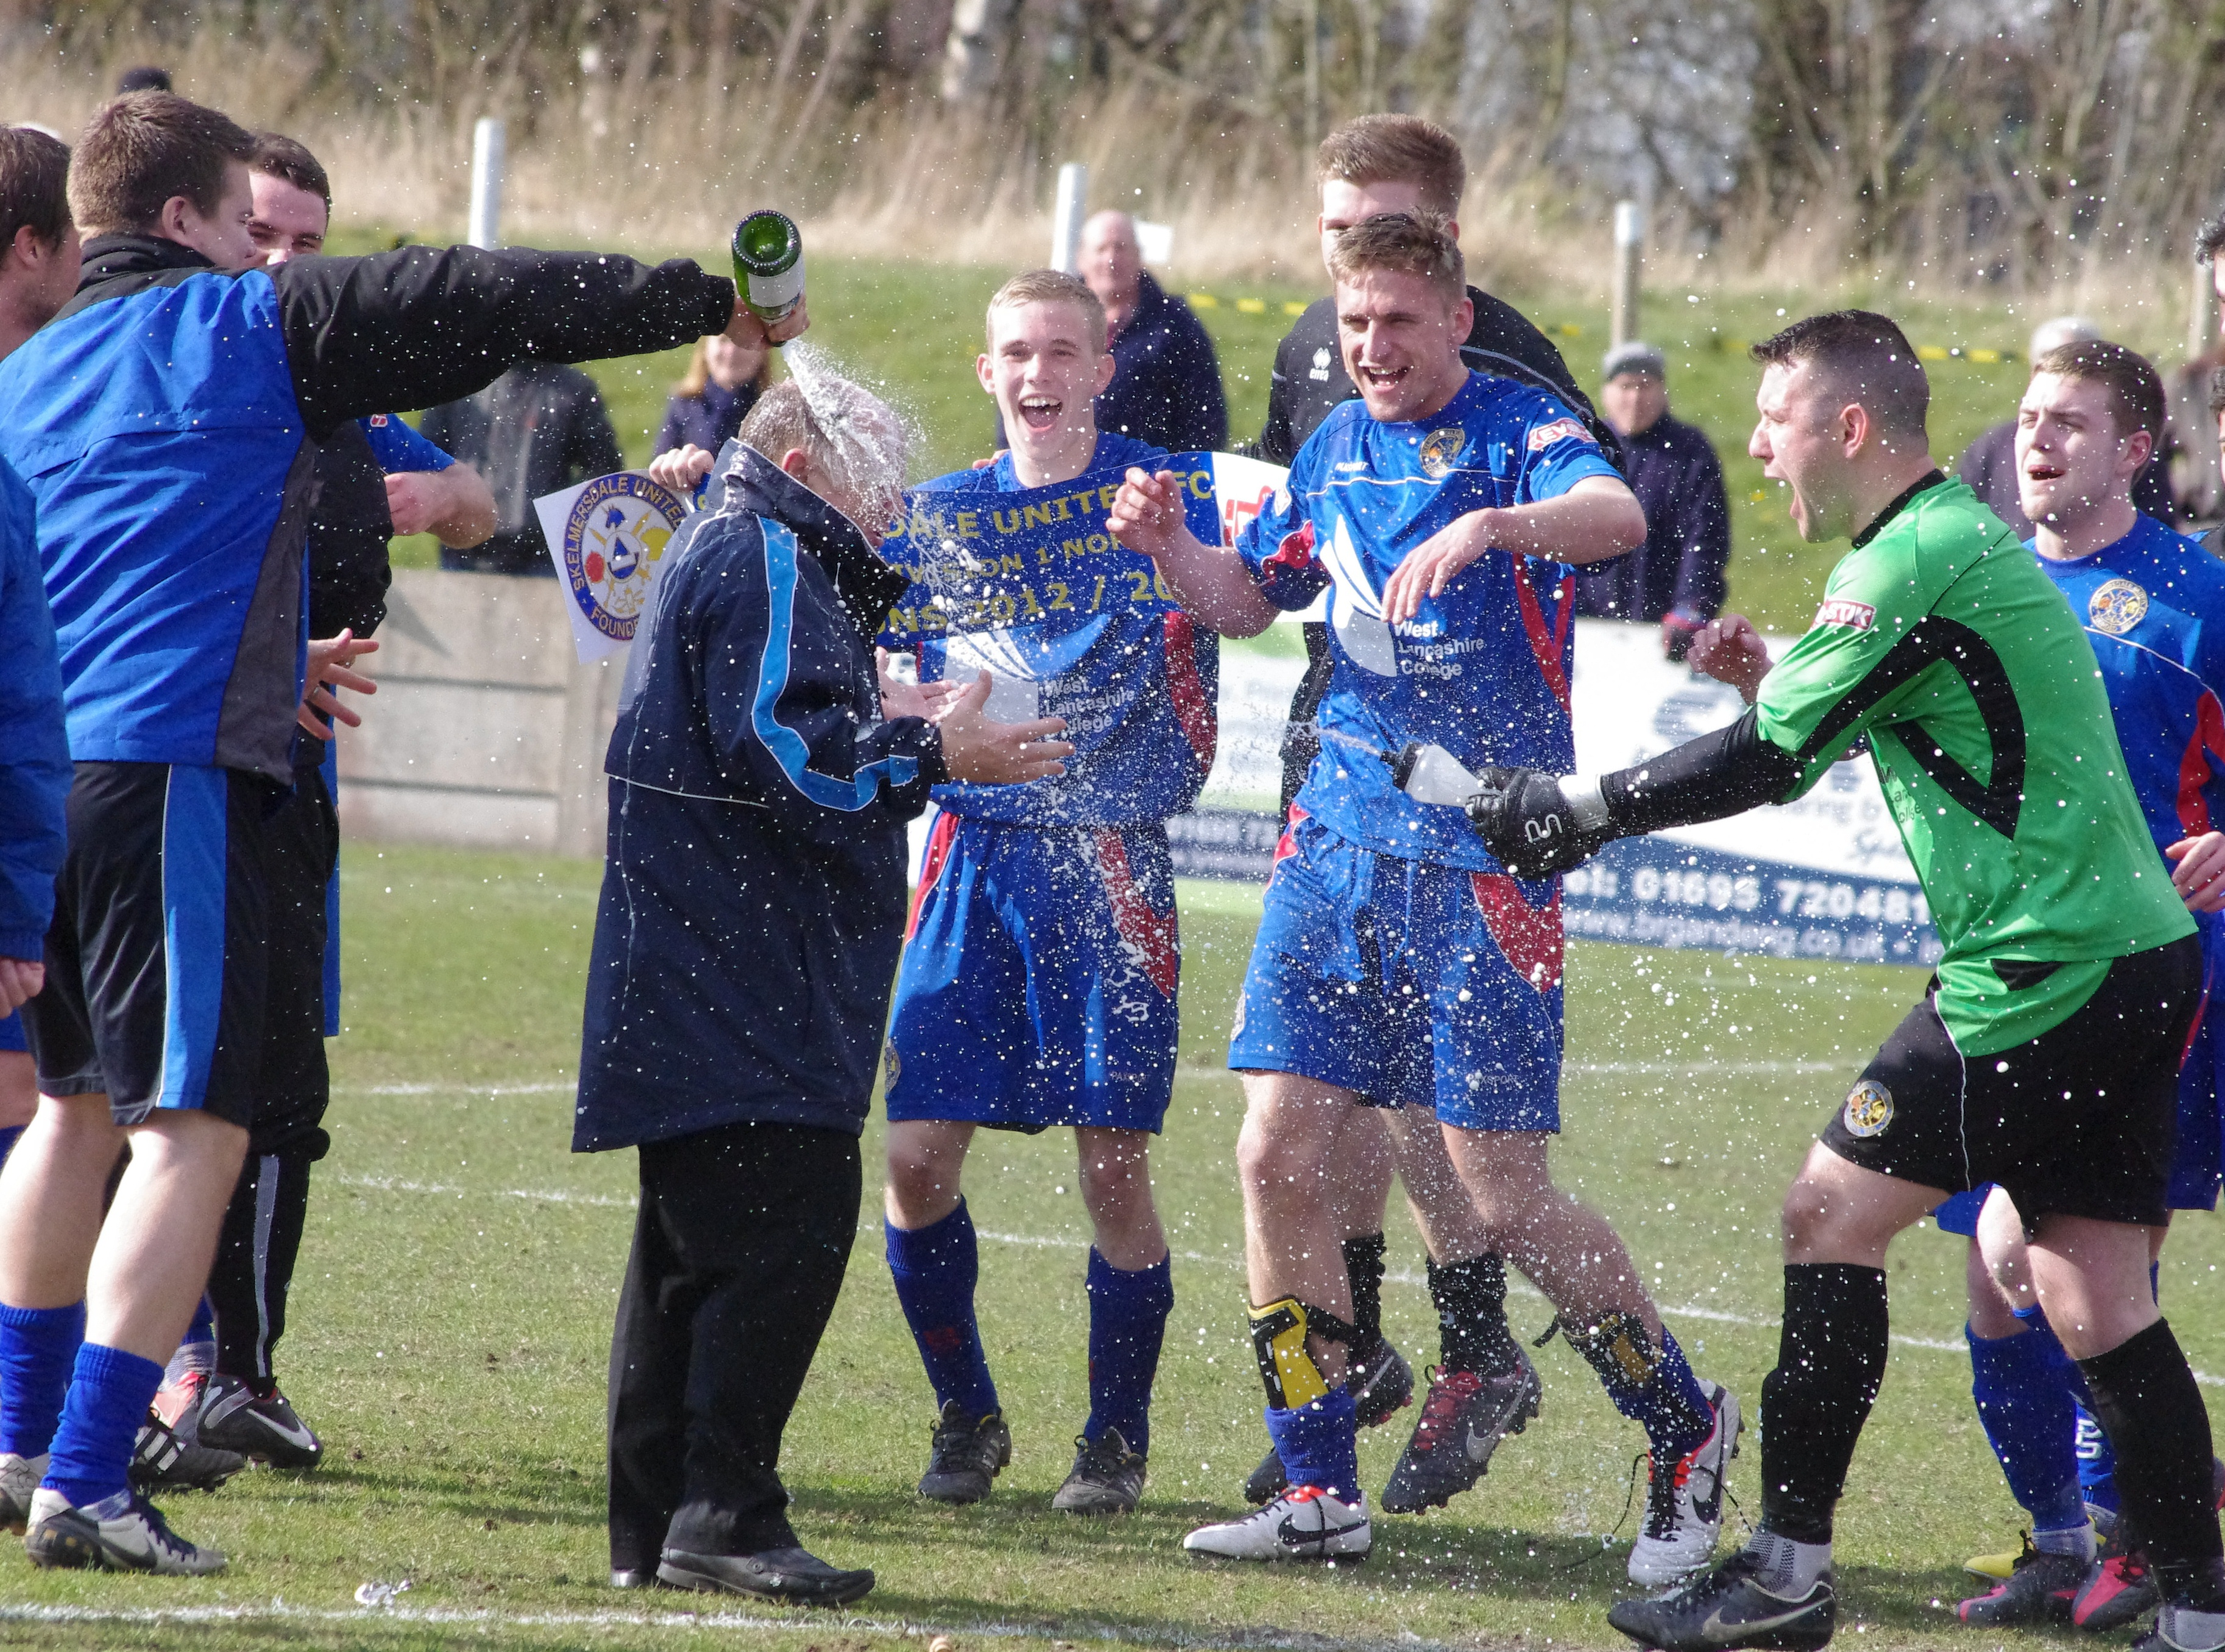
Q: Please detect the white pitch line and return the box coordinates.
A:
[335,1080,578,1098]
[336,1173,2225,1388]
[0,1598,1468,1652]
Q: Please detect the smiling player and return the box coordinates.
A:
[1109,213,1741,1575]
[875,270,1215,1516]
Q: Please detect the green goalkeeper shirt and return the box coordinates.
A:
[1753,473,2193,1055]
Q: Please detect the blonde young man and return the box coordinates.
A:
[875,270,1217,1516]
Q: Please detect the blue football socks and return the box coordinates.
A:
[1574,1316,1716,1461]
[44,1341,163,1509]
[1082,1248,1172,1457]
[0,1124,21,1167]
[886,1199,1000,1421]
[0,1300,85,1460]
[1264,1383,1359,1500]
[1969,1311,2087,1535]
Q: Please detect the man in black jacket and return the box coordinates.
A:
[1230,113,1624,1522]
[576,378,1069,1604]
[1577,341,1730,658]
[422,362,626,575]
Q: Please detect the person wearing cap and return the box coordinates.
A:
[1958,316,2174,537]
[1577,341,1730,660]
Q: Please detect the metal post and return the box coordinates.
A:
[1611,200,1643,349]
[2193,256,2220,362]
[469,117,506,250]
[1051,162,1088,273]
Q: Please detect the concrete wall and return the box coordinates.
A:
[335,569,620,858]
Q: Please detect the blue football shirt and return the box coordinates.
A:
[881,431,1220,827]
[1236,369,1622,869]
[2029,513,2225,855]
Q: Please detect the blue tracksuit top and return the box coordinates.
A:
[0,234,736,782]
[574,444,945,1149]
[0,457,69,961]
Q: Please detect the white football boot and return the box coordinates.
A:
[1183,1484,1371,1562]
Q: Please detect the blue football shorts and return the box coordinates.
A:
[883,812,1179,1134]
[1933,915,2225,1233]
[1225,811,1565,1132]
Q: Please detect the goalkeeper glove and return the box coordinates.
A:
[1465,767,1617,878]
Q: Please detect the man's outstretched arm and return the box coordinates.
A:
[1107,466,1281,637]
[1463,707,1805,878]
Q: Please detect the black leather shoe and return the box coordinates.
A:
[657,1544,875,1605]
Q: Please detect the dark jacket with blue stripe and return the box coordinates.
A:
[574,445,944,1150]
[0,458,68,963]
[0,235,735,782]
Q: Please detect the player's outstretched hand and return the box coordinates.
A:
[0,955,43,1015]
[1383,510,1501,626]
[1106,468,1189,559]
[1465,766,1608,878]
[1686,613,1773,702]
[875,647,963,722]
[299,629,380,740]
[936,672,1074,786]
[649,445,719,493]
[2168,831,2225,912]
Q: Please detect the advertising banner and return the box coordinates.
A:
[534,471,692,663]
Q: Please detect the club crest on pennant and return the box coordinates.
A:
[562,472,685,643]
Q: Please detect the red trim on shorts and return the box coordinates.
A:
[1470,872,1565,992]
[906,810,960,940]
[2177,690,2225,836]
[1509,560,1574,711]
[1094,828,1179,997]
[1162,610,1218,768]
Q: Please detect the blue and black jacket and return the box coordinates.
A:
[575,444,944,1149]
[0,234,735,782]
[0,457,68,964]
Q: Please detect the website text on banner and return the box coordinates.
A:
[1192,617,1940,968]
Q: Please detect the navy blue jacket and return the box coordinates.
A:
[995,272,1226,454]
[0,459,68,962]
[1573,412,1730,623]
[0,235,734,780]
[655,378,762,457]
[574,445,944,1150]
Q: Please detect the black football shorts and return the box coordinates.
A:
[1820,936,2202,1228]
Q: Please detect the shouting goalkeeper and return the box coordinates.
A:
[1467,311,2224,1652]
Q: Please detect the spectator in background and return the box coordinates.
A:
[421,362,623,576]
[1576,341,1730,658]
[115,67,171,94]
[1959,316,2175,536]
[0,127,77,362]
[995,210,1226,454]
[657,332,774,457]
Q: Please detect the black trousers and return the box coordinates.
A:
[607,1119,861,1571]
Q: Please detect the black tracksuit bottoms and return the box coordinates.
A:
[607,1118,861,1573]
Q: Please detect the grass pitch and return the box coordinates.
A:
[6,845,2223,1650]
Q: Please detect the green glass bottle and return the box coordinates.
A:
[732,210,804,323]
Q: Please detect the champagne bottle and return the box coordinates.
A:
[732,210,804,323]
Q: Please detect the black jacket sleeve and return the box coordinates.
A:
[1668,435,1731,620]
[306,421,394,638]
[1255,321,1304,465]
[1172,307,1229,450]
[271,246,735,440]
[1599,706,1803,833]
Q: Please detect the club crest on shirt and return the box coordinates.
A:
[882,1038,902,1092]
[1842,1078,1893,1138]
[1418,426,1465,478]
[2087,577,2149,637]
[561,471,686,643]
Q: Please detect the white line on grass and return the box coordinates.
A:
[0,1598,1474,1652]
[333,1173,2225,1387]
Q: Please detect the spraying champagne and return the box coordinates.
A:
[732,211,804,324]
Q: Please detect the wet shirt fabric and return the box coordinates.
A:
[880,432,1220,828]
[1753,475,2193,1055]
[1235,370,1621,870]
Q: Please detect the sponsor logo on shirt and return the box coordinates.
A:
[2087,577,2149,636]
[1842,1078,1894,1137]
[1419,426,1466,478]
[1815,597,1877,630]
[1309,347,1333,382]
[366,413,390,427]
[1525,417,1594,452]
